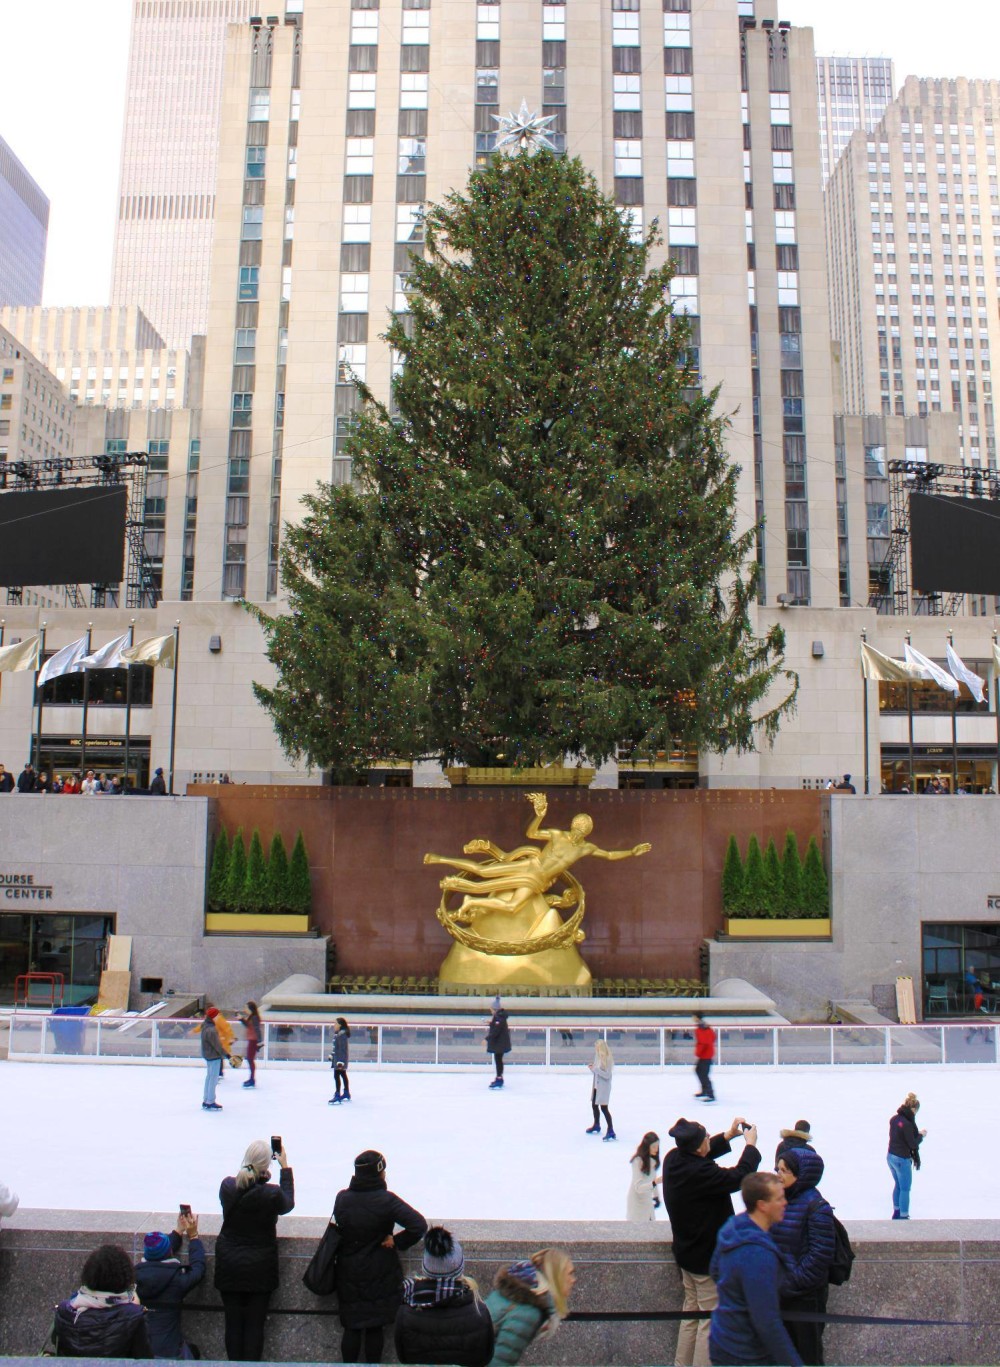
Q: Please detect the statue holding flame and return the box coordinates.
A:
[424,792,651,988]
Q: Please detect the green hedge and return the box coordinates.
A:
[722,829,828,920]
[207,827,311,915]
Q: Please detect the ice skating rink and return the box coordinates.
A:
[0,1061,986,1223]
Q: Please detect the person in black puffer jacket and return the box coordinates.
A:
[887,1091,926,1219]
[214,1138,295,1362]
[395,1226,494,1367]
[335,1149,428,1364]
[771,1147,835,1366]
[52,1244,152,1358]
[133,1213,206,1359]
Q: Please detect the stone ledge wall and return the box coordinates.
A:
[0,1214,997,1365]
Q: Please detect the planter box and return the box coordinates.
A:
[445,766,595,786]
[723,917,831,938]
[205,912,311,934]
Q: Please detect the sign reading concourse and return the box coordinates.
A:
[0,873,54,901]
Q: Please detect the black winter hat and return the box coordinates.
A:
[668,1118,707,1151]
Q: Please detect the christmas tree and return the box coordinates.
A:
[801,837,829,918]
[207,828,229,912]
[762,838,782,919]
[267,832,290,913]
[721,835,745,916]
[780,830,803,916]
[225,827,247,913]
[742,836,767,917]
[250,148,796,774]
[244,830,268,912]
[288,832,312,915]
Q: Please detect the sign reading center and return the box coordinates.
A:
[0,873,54,901]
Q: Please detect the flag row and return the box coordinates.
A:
[0,631,176,681]
[860,640,1000,703]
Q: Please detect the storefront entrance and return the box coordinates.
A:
[922,922,1000,1016]
[0,914,114,1005]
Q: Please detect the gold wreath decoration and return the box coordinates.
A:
[435,870,586,956]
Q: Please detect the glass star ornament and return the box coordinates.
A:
[493,99,558,155]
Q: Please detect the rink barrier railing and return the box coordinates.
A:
[8,1014,1000,1066]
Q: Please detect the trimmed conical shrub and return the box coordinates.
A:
[780,830,803,917]
[801,836,829,918]
[721,835,745,916]
[762,838,782,919]
[267,832,290,912]
[742,835,767,917]
[288,831,312,915]
[244,829,268,912]
[208,828,229,911]
[225,827,248,912]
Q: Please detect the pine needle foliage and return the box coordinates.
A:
[208,828,229,912]
[225,827,248,913]
[762,838,782,919]
[780,830,803,916]
[267,832,290,913]
[801,836,829,918]
[721,835,745,916]
[742,835,767,917]
[250,150,796,772]
[288,832,312,915]
[244,830,269,912]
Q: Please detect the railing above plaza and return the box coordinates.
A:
[7,1014,1000,1067]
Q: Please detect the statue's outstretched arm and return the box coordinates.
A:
[523,791,555,843]
[588,842,652,861]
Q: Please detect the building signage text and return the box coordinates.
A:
[0,873,53,901]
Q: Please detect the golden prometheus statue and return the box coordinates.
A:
[424,791,651,989]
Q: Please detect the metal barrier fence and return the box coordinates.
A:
[8,1014,1000,1066]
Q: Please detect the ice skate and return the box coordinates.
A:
[585,1124,601,1134]
[603,1128,617,1142]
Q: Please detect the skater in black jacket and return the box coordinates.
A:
[485,998,511,1089]
[329,1017,352,1104]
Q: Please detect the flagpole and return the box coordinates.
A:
[0,620,4,706]
[167,622,180,796]
[34,623,47,773]
[948,631,959,792]
[905,631,915,793]
[861,630,870,795]
[79,623,93,778]
[994,631,999,792]
[123,620,135,792]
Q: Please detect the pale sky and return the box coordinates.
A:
[0,0,998,308]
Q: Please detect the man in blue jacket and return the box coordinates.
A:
[134,1211,206,1358]
[709,1172,802,1367]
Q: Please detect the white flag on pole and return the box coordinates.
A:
[36,636,90,687]
[945,643,986,703]
[79,631,132,671]
[121,632,176,668]
[0,634,41,674]
[903,642,960,695]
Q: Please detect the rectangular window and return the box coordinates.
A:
[613,74,641,111]
[612,12,640,45]
[769,92,790,125]
[348,73,377,108]
[476,3,500,40]
[245,146,266,179]
[341,274,370,311]
[667,205,696,244]
[397,203,424,241]
[350,9,379,41]
[663,12,691,44]
[231,393,253,428]
[476,69,499,103]
[398,137,426,174]
[239,265,260,299]
[618,205,644,242]
[543,5,565,39]
[344,204,373,242]
[543,67,565,105]
[614,139,642,176]
[234,329,257,364]
[665,74,693,111]
[249,88,270,122]
[241,205,264,240]
[338,344,367,383]
[774,210,796,244]
[667,140,694,177]
[401,73,429,107]
[346,138,375,174]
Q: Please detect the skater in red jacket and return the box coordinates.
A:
[693,1014,716,1103]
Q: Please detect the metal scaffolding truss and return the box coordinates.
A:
[870,459,1000,616]
[0,451,159,609]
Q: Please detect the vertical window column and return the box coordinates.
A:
[475,0,500,166]
[542,0,566,155]
[612,0,643,230]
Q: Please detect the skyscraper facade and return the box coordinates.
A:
[0,135,49,306]
[191,0,838,620]
[816,55,895,185]
[110,0,254,349]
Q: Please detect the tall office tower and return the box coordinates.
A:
[192,0,837,621]
[110,0,254,350]
[0,136,49,305]
[816,56,895,185]
[827,77,1000,606]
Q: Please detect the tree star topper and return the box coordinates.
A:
[493,99,558,155]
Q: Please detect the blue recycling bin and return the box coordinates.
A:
[49,1005,90,1055]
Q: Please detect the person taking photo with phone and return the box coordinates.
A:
[214,1138,295,1362]
[134,1210,206,1359]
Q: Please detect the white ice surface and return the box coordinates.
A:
[0,1061,985,1223]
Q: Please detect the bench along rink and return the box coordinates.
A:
[0,1061,986,1223]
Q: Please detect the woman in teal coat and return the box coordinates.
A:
[485,1250,575,1366]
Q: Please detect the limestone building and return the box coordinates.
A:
[0,135,48,306]
[816,55,895,185]
[110,0,255,349]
